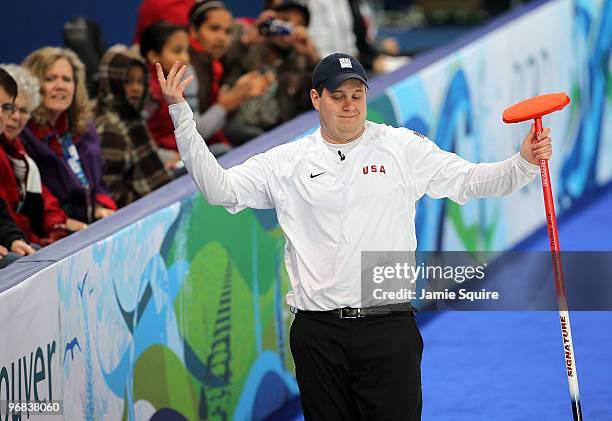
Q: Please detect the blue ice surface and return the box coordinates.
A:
[270,188,612,421]
[420,311,612,421]
[423,188,612,421]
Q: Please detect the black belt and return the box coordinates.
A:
[296,303,417,319]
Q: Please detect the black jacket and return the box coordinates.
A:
[0,199,25,248]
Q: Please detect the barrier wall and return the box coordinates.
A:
[0,0,610,419]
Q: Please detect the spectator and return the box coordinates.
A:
[187,0,272,147]
[21,47,117,225]
[0,64,71,245]
[0,69,35,269]
[223,0,318,138]
[0,68,16,135]
[140,21,190,164]
[95,45,173,207]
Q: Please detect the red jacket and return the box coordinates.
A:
[146,63,178,151]
[0,135,67,244]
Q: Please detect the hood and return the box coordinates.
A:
[97,44,148,114]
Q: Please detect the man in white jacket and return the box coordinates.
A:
[157,53,552,421]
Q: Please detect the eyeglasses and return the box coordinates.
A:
[0,103,30,117]
[12,106,31,118]
[0,103,15,115]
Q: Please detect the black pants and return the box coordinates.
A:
[290,311,423,421]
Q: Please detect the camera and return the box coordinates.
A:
[258,19,293,36]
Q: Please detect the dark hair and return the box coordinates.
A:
[140,21,188,60]
[0,68,17,99]
[189,0,227,29]
[273,1,310,27]
[315,84,324,96]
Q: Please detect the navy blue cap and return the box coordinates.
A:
[312,53,368,92]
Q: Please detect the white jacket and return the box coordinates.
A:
[170,101,539,310]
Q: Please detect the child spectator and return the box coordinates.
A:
[188,0,272,147]
[21,47,116,225]
[140,21,190,164]
[95,45,173,207]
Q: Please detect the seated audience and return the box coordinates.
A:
[95,45,173,207]
[21,47,116,225]
[0,64,71,244]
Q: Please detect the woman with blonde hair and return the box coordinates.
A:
[21,47,116,225]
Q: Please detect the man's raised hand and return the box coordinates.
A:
[156,61,194,105]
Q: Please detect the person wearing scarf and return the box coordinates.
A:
[0,64,70,244]
[21,47,117,225]
[0,67,36,267]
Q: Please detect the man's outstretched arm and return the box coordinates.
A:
[159,61,274,213]
[406,125,553,204]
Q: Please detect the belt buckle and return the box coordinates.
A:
[339,308,361,319]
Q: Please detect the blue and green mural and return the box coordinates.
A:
[57,202,298,420]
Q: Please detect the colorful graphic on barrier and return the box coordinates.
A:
[54,202,298,420]
[0,1,609,420]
